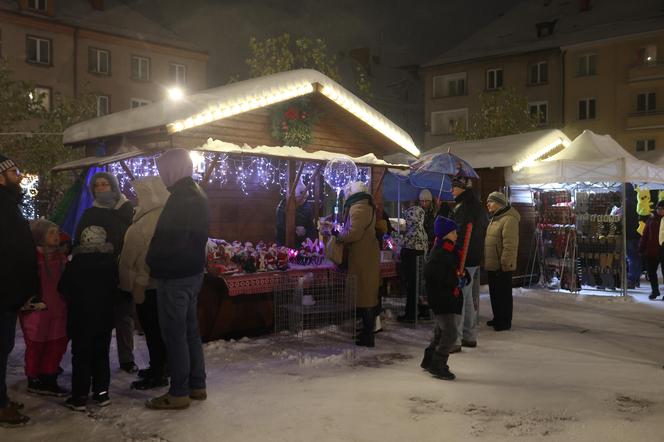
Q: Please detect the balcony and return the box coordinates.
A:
[627,63,664,82]
[626,111,664,130]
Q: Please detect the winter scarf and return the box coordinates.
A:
[90,172,122,208]
[343,191,373,212]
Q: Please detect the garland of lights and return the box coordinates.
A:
[270,98,319,147]
[106,153,370,199]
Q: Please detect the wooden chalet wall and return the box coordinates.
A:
[475,167,536,286]
[169,94,399,244]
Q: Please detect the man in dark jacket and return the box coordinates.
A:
[640,200,664,300]
[449,176,488,351]
[145,148,209,410]
[275,180,316,246]
[0,155,36,427]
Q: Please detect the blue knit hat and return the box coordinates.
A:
[434,216,457,238]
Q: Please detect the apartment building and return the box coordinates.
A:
[421,0,664,155]
[0,0,207,116]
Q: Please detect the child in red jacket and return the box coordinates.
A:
[19,219,69,397]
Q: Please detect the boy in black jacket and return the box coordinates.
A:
[421,216,467,380]
[58,226,117,411]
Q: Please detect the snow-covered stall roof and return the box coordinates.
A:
[197,139,409,169]
[62,69,420,157]
[427,129,571,170]
[51,144,148,172]
[510,130,664,185]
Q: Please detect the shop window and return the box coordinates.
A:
[528,101,548,125]
[431,108,467,135]
[529,61,548,84]
[131,56,150,81]
[96,95,109,117]
[88,47,110,75]
[636,92,656,113]
[577,54,597,76]
[578,98,596,120]
[636,140,656,152]
[433,72,466,97]
[486,68,503,90]
[26,35,50,65]
[169,63,186,85]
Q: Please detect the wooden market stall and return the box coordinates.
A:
[56,69,418,340]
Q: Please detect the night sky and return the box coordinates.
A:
[126,0,522,86]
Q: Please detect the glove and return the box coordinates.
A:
[295,226,306,237]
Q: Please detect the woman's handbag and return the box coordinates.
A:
[325,235,345,266]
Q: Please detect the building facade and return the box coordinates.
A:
[0,0,207,116]
[421,0,664,155]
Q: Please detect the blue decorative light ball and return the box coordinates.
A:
[323,157,358,192]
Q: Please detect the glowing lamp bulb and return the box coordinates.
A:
[168,87,184,101]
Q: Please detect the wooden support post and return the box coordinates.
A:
[285,161,305,248]
[119,160,135,181]
[372,167,387,200]
[203,153,221,185]
[311,163,324,224]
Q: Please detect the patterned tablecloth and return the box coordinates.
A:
[216,260,398,297]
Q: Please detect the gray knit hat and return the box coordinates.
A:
[487,191,508,206]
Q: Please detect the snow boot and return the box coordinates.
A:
[427,355,456,381]
[0,405,30,428]
[63,396,87,412]
[26,377,43,395]
[38,374,69,397]
[189,389,207,401]
[355,308,375,347]
[420,348,434,370]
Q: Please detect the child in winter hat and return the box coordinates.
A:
[19,219,69,397]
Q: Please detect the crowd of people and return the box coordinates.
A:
[0,149,209,427]
[0,146,524,428]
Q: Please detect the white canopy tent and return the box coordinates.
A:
[511,130,664,185]
[429,129,571,181]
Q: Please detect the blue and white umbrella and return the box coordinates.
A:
[409,151,479,199]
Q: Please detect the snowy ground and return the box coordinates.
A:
[2,286,664,442]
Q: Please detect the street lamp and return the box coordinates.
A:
[167,87,184,101]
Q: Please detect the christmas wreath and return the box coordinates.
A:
[270,98,318,147]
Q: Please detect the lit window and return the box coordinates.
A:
[31,86,51,111]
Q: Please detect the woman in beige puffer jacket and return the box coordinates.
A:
[484,192,520,332]
[118,176,170,388]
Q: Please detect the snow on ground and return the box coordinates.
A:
[2,286,664,442]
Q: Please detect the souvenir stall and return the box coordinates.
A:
[511,130,664,295]
[56,69,418,340]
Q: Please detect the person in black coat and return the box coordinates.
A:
[145,148,209,410]
[0,155,37,427]
[421,216,467,381]
[75,172,137,373]
[58,226,117,411]
[449,177,488,350]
